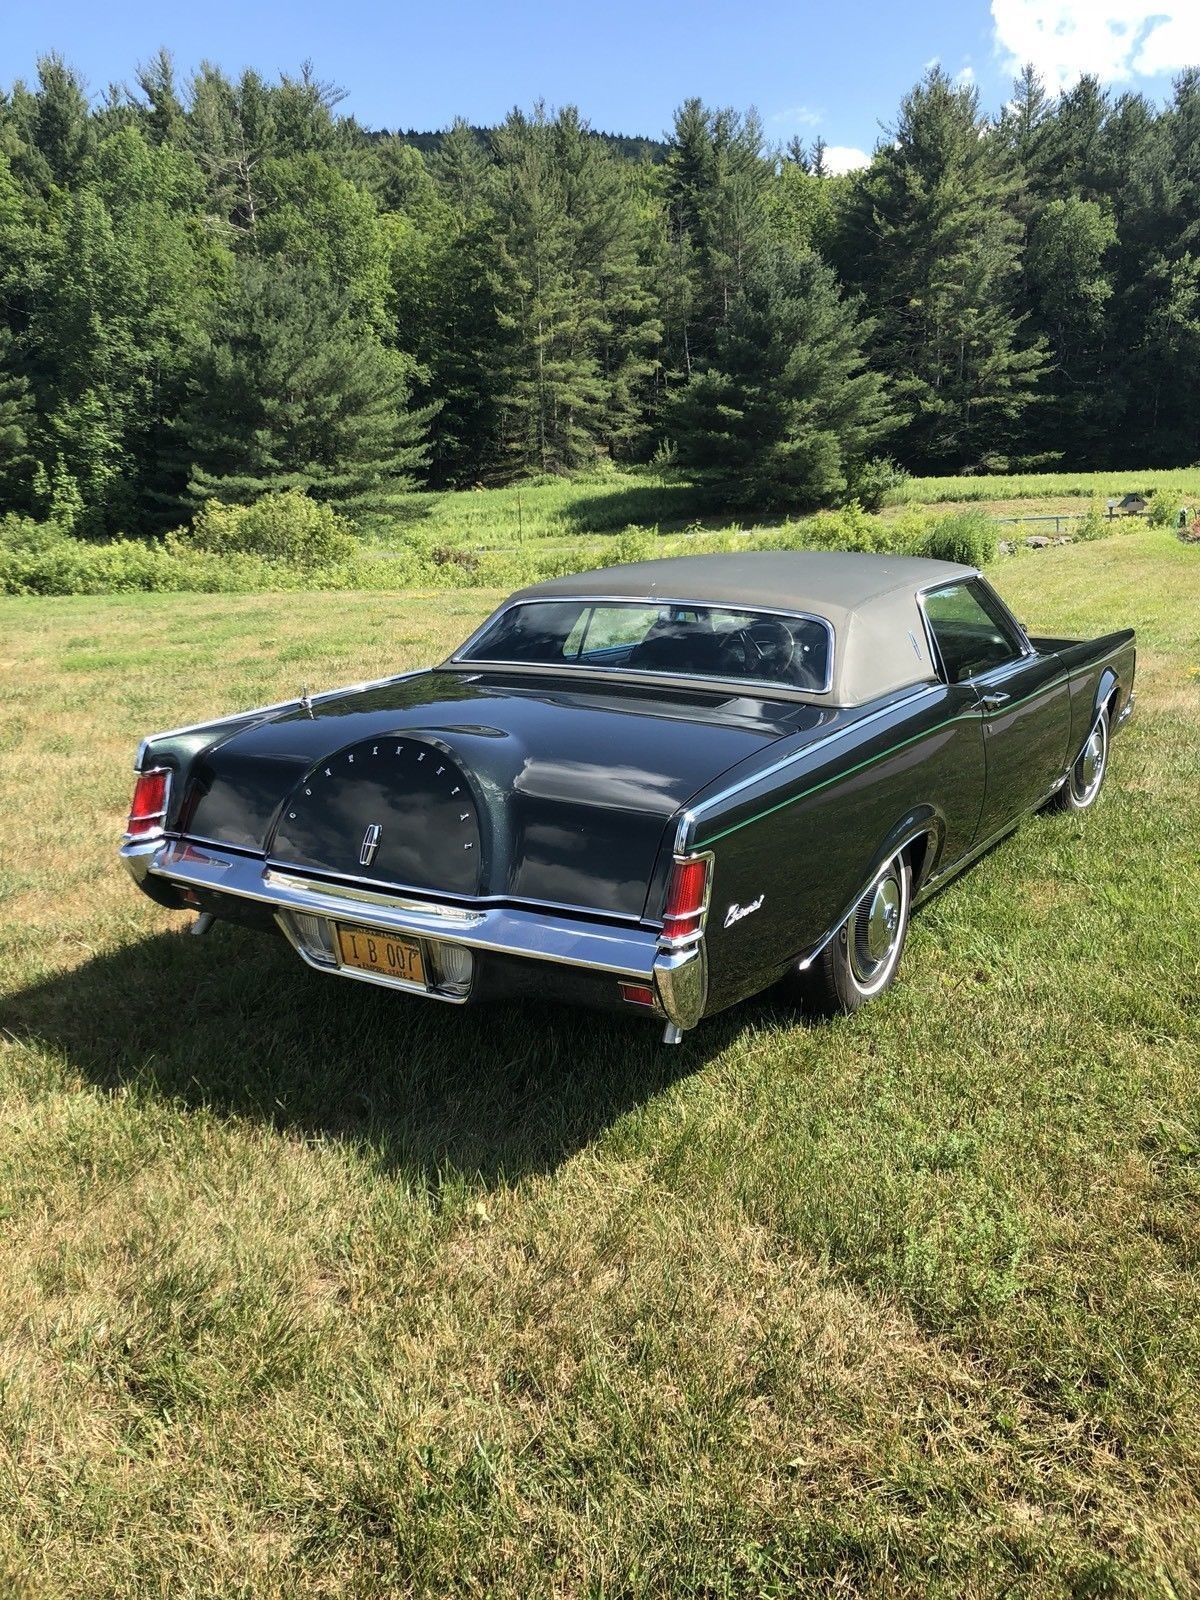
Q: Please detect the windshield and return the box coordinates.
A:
[455,600,833,692]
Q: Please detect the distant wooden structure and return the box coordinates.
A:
[1116,493,1149,516]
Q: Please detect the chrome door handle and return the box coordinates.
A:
[980,690,1011,711]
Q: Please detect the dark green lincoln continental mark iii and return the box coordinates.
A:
[121,551,1135,1043]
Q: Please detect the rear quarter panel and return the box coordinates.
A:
[681,685,987,1014]
[1039,629,1136,753]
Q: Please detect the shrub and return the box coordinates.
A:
[183,493,358,567]
[1145,490,1182,530]
[429,544,481,573]
[801,501,896,554]
[847,456,911,511]
[1075,500,1110,542]
[594,528,659,568]
[0,513,373,597]
[884,509,935,552]
[920,509,996,567]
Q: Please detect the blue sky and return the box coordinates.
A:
[3,1,1198,171]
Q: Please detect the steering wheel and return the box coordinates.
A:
[718,618,795,679]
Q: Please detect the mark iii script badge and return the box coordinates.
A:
[359,823,382,867]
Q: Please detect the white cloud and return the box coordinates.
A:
[769,105,823,129]
[824,145,872,174]
[1134,13,1200,75]
[991,0,1200,90]
[955,64,976,86]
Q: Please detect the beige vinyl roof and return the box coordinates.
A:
[513,551,977,705]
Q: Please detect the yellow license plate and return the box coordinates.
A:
[335,923,426,986]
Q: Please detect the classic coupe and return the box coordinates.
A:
[121,552,1135,1043]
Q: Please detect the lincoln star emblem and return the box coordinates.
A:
[359,823,382,867]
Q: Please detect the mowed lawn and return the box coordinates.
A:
[1,531,1198,1598]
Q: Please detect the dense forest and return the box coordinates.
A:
[1,51,1199,537]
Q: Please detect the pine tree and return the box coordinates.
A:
[1026,197,1117,460]
[667,248,894,508]
[433,120,489,207]
[180,258,433,523]
[26,55,94,191]
[0,152,40,513]
[552,107,660,457]
[1042,76,1110,204]
[30,128,217,533]
[1112,71,1200,462]
[661,102,772,378]
[835,68,1046,470]
[0,328,34,508]
[485,106,658,474]
[135,49,186,147]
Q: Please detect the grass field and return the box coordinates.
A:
[383,467,1200,556]
[2,529,1199,1597]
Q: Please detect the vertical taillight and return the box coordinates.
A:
[662,855,712,943]
[125,768,171,839]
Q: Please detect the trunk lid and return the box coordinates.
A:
[178,670,827,917]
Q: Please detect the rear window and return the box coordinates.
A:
[456,600,833,692]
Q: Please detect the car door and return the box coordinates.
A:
[922,578,1072,846]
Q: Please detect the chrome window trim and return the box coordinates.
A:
[915,575,1034,689]
[446,595,838,697]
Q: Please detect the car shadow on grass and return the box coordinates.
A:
[5,921,762,1187]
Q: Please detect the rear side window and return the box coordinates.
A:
[923,581,1026,684]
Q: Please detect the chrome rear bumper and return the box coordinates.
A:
[121,837,706,1035]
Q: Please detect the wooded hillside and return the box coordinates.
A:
[1,53,1198,535]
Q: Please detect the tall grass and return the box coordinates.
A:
[892,468,1200,506]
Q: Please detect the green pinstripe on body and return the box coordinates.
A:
[695,674,1070,849]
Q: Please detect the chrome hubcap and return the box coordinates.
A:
[866,877,901,961]
[850,867,904,987]
[1072,718,1106,803]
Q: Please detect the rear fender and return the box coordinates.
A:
[796,807,942,972]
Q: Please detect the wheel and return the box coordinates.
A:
[789,850,911,1017]
[1050,705,1109,812]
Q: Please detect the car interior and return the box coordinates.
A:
[462,601,832,691]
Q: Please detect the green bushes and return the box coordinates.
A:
[848,456,911,512]
[0,512,366,597]
[916,509,996,567]
[0,488,1067,602]
[183,493,358,567]
[1074,500,1110,542]
[1145,490,1183,530]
